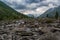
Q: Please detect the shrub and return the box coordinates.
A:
[45,19,53,23]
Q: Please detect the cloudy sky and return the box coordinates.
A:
[0,0,60,17]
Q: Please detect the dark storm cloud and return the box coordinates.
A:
[0,0,60,17]
[26,0,44,3]
[1,0,47,10]
[14,4,27,9]
[1,0,59,10]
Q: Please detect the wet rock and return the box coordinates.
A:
[37,30,44,35]
[56,23,60,28]
[0,31,9,35]
[51,29,58,33]
[51,28,60,33]
[20,38,29,40]
[15,31,33,36]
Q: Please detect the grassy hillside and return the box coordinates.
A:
[0,1,30,20]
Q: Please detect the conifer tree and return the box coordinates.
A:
[46,14,48,17]
[55,12,58,19]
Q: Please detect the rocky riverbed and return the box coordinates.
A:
[0,19,60,40]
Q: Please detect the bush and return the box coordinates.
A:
[45,19,53,23]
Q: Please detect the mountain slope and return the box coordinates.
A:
[38,6,60,18]
[0,1,29,20]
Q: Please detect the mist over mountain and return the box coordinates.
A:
[38,6,60,18]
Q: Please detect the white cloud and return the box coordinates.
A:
[1,0,60,17]
[22,6,54,17]
[36,6,50,14]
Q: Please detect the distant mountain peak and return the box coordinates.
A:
[38,6,60,18]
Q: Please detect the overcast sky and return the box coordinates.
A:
[0,0,60,17]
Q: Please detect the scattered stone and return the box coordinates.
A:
[0,19,60,40]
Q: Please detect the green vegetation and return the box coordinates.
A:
[45,19,53,23]
[0,1,30,21]
[55,12,58,19]
[46,14,49,18]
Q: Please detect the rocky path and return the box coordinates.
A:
[0,19,60,40]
